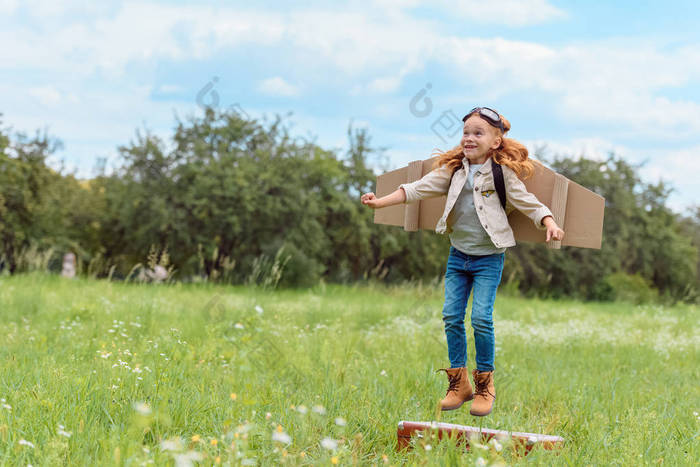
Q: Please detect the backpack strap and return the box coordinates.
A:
[492,161,507,211]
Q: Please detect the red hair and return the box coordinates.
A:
[430,113,538,179]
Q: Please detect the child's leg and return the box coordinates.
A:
[442,246,474,368]
[469,253,505,372]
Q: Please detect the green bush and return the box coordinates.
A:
[604,272,659,304]
[590,278,615,302]
[275,242,324,289]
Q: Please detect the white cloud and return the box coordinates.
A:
[157,84,184,94]
[370,0,423,10]
[367,76,402,93]
[637,145,700,213]
[640,145,700,180]
[28,86,63,106]
[371,0,567,26]
[0,0,698,211]
[0,2,286,77]
[437,38,700,137]
[443,0,568,26]
[0,0,18,14]
[438,36,558,89]
[284,9,435,74]
[258,77,300,97]
[521,137,699,213]
[355,64,419,95]
[523,137,628,162]
[6,1,695,139]
[1,80,186,175]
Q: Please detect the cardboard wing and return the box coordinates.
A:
[373,156,604,249]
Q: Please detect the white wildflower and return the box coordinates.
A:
[133,401,152,415]
[160,437,183,451]
[334,417,346,426]
[19,439,35,448]
[424,444,432,451]
[489,438,502,452]
[475,457,486,466]
[255,305,264,314]
[272,431,291,444]
[296,405,308,414]
[312,405,326,415]
[236,422,254,433]
[174,450,203,467]
[320,437,338,450]
[2,404,11,411]
[380,370,387,376]
[234,323,245,329]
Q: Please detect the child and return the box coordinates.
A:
[360,107,564,416]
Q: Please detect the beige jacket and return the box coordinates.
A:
[398,156,553,249]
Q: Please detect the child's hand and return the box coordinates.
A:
[361,192,381,209]
[542,216,565,242]
[546,225,565,242]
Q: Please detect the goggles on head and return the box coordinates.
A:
[462,107,505,132]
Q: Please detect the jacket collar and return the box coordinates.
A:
[462,156,494,174]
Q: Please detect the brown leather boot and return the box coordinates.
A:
[470,369,496,416]
[436,367,473,411]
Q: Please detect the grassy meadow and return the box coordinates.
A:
[0,273,698,466]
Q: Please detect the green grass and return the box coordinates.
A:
[0,273,698,466]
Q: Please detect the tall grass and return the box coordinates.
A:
[0,273,697,465]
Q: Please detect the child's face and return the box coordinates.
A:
[461,115,502,164]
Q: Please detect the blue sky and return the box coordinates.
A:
[1,0,698,213]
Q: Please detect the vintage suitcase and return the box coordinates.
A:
[396,420,564,455]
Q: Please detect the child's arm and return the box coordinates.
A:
[501,165,555,230]
[361,164,452,209]
[397,165,452,204]
[361,187,405,209]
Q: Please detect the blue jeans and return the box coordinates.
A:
[442,245,505,372]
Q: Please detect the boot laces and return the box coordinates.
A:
[436,368,461,394]
[474,373,494,399]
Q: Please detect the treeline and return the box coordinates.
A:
[0,109,698,303]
